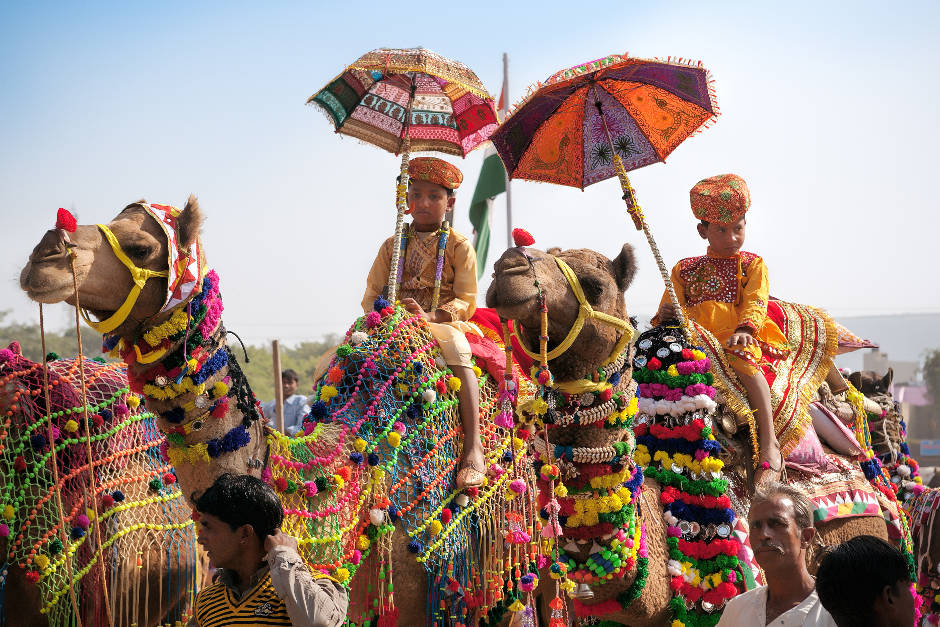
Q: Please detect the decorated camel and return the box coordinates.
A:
[485,241,903,625]
[20,198,546,627]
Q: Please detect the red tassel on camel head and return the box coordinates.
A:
[56,208,77,233]
[512,228,535,247]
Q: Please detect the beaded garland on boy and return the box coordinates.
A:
[631,325,746,627]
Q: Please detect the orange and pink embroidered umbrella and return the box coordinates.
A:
[490,53,719,331]
[308,47,498,302]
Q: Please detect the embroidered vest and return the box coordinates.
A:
[194,572,292,626]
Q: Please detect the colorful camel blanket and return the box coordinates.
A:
[691,300,838,456]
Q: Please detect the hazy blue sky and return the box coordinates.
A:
[2,1,938,346]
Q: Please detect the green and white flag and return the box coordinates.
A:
[468,145,506,278]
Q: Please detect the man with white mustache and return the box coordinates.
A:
[718,482,837,626]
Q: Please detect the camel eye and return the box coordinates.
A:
[124,244,154,259]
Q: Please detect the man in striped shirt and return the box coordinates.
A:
[188,473,347,626]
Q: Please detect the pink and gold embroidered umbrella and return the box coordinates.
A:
[308,47,498,300]
[490,53,719,332]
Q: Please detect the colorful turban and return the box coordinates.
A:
[408,157,463,190]
[689,174,750,224]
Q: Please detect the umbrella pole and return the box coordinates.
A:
[387,78,417,304]
[592,92,692,340]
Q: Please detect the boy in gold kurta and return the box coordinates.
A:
[362,157,485,489]
[654,174,790,485]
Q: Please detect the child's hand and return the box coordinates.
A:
[401,298,428,321]
[726,330,757,348]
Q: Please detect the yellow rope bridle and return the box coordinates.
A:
[510,256,635,367]
[79,224,168,335]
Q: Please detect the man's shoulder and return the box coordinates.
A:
[721,586,766,616]
[447,228,471,247]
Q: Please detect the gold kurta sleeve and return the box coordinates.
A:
[437,233,478,322]
[650,262,686,327]
[737,256,769,333]
[362,237,395,313]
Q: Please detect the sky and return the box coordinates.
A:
[2,1,938,349]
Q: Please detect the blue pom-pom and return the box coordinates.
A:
[350,452,364,465]
[413,362,424,374]
[71,526,86,540]
[388,506,400,521]
[100,408,112,421]
[163,407,186,424]
[207,441,221,458]
[373,297,390,312]
[30,434,47,450]
[558,515,568,526]
[310,401,329,419]
[407,539,420,554]
[406,404,421,420]
[367,453,380,466]
[539,507,549,520]
[502,450,514,463]
[901,442,911,455]
[112,490,125,502]
[608,372,622,386]
[521,573,535,585]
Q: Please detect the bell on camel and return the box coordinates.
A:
[573,583,594,599]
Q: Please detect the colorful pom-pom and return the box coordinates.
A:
[101,494,114,508]
[56,208,77,233]
[408,539,421,553]
[320,385,338,401]
[2,505,13,521]
[335,567,350,583]
[0,524,8,538]
[64,420,79,433]
[429,520,443,535]
[327,367,344,384]
[25,570,40,584]
[13,456,26,472]
[365,311,383,328]
[112,490,125,502]
[512,228,535,247]
[447,376,461,392]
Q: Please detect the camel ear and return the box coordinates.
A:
[882,368,893,389]
[612,243,637,292]
[546,247,562,256]
[176,194,204,251]
[848,371,862,389]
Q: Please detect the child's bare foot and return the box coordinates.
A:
[456,443,486,489]
[754,442,783,486]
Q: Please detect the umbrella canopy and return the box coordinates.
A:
[490,54,718,189]
[308,47,499,157]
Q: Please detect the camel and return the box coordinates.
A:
[21,197,544,627]
[486,242,898,624]
[0,345,197,626]
[487,243,674,626]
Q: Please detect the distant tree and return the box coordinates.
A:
[0,310,106,361]
[231,335,340,402]
[925,348,940,404]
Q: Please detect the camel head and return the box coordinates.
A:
[20,196,204,339]
[486,243,637,382]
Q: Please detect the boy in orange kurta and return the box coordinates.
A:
[362,157,485,489]
[655,174,790,485]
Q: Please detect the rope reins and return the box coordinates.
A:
[510,255,635,366]
[78,224,169,334]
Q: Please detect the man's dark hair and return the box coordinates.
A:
[194,473,283,540]
[816,535,911,627]
[281,369,299,384]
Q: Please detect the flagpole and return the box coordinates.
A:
[502,52,513,249]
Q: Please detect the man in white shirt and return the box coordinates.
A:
[717,482,837,627]
[263,369,310,437]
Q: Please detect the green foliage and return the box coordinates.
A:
[230,335,341,402]
[0,310,107,362]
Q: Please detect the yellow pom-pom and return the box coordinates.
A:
[429,520,443,535]
[472,366,482,377]
[447,376,461,392]
[332,475,344,490]
[915,477,924,485]
[387,431,401,448]
[64,420,79,433]
[672,621,686,627]
[126,395,140,408]
[2,505,13,521]
[320,385,338,401]
[666,364,679,377]
[555,484,568,498]
[86,508,96,521]
[512,437,525,451]
[335,567,350,583]
[356,535,370,550]
[212,381,229,397]
[508,599,525,612]
[354,438,367,453]
[561,579,575,593]
[372,467,385,481]
[187,358,198,372]
[34,554,50,570]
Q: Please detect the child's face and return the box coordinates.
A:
[697,216,746,256]
[408,180,455,231]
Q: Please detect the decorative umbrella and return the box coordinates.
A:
[308,47,498,301]
[490,53,718,331]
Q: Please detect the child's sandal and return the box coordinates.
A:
[456,462,486,489]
